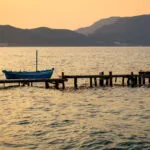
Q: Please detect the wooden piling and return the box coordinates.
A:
[94,78,97,87]
[74,77,78,89]
[45,82,49,89]
[109,71,113,86]
[62,81,65,89]
[143,76,145,85]
[62,72,65,89]
[99,72,104,86]
[90,77,93,87]
[62,72,64,78]
[122,77,125,86]
[127,77,130,86]
[55,82,59,89]
[138,73,142,86]
[131,72,134,87]
[106,77,109,86]
[134,76,137,86]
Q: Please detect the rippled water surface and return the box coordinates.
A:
[0,47,150,150]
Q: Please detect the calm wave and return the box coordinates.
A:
[0,47,150,150]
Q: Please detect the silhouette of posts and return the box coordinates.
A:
[122,77,125,86]
[99,72,104,86]
[138,72,142,86]
[90,77,93,87]
[134,75,137,86]
[62,72,65,89]
[74,77,78,89]
[106,77,109,86]
[127,77,130,86]
[94,77,97,87]
[131,72,134,87]
[109,71,113,86]
[45,82,49,89]
[143,75,145,85]
[55,82,59,89]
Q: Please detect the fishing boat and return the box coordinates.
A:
[3,50,54,79]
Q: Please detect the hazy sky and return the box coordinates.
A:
[0,0,150,30]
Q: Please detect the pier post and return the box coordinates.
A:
[90,77,93,87]
[62,72,65,89]
[134,75,137,86]
[94,78,97,87]
[45,82,49,89]
[122,77,125,86]
[62,72,64,78]
[127,77,130,86]
[131,72,134,87]
[138,72,142,86]
[106,77,109,86]
[62,81,65,89]
[140,72,145,85]
[99,72,104,86]
[74,77,78,89]
[109,71,113,86]
[55,82,59,89]
[143,74,145,85]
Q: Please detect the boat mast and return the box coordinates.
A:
[36,50,38,72]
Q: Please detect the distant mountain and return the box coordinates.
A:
[76,17,120,36]
[0,14,150,46]
[90,14,150,46]
[0,25,93,46]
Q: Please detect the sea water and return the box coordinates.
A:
[0,47,150,150]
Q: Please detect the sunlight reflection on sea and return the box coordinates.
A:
[0,47,150,150]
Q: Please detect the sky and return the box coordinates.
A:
[0,0,150,30]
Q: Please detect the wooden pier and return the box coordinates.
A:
[0,78,67,89]
[62,71,150,89]
[0,71,150,89]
